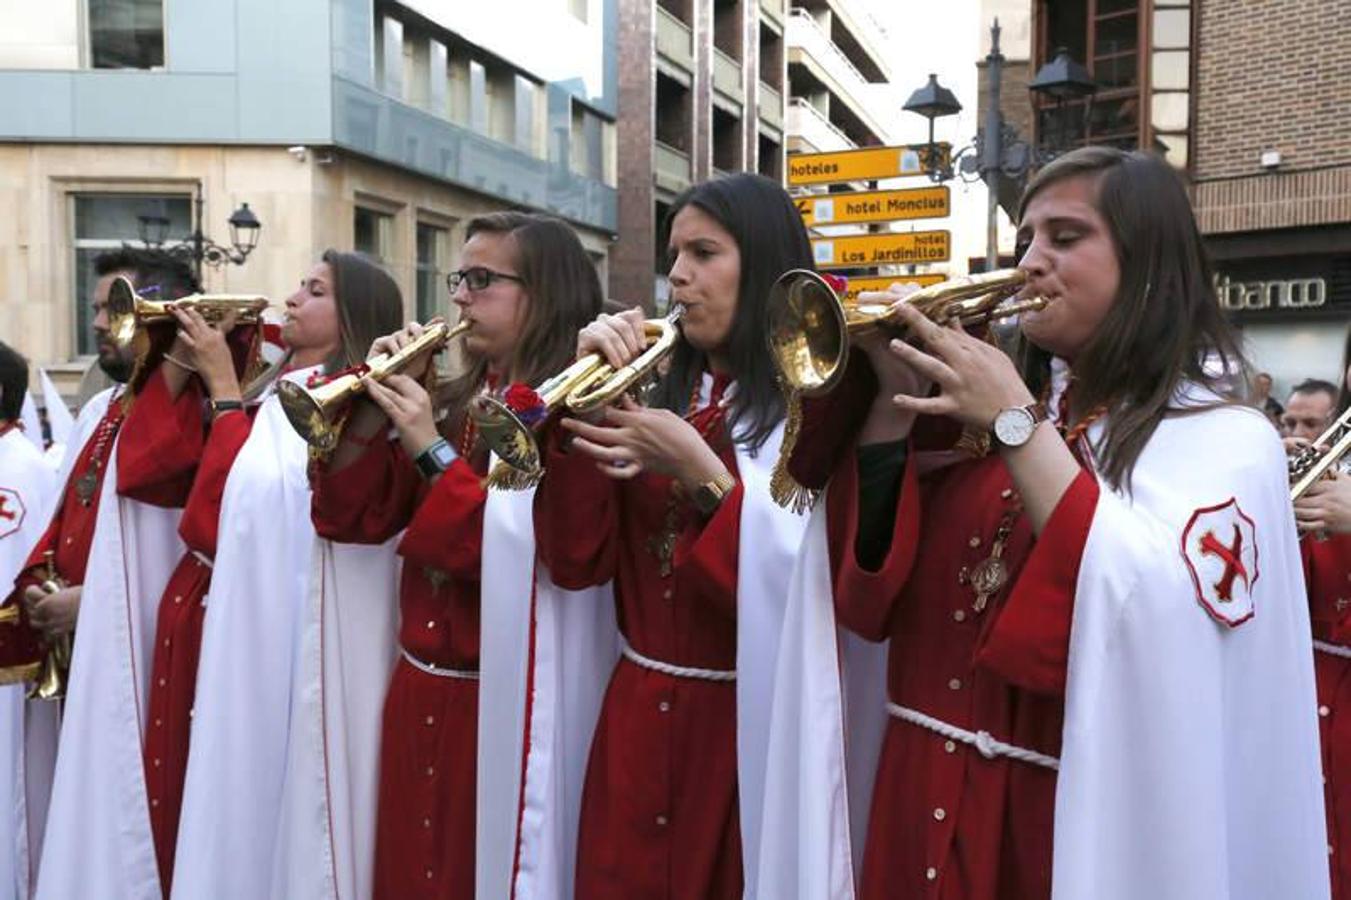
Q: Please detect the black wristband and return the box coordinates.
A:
[209,399,244,417]
[414,437,457,480]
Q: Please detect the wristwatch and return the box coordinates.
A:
[689,470,737,516]
[414,437,457,480]
[990,402,1048,449]
[209,398,244,417]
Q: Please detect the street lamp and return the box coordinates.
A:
[904,21,1096,269]
[1029,47,1097,157]
[137,187,263,277]
[903,73,962,182]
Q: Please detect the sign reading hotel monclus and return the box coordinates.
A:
[795,186,950,227]
[787,145,953,186]
[812,230,951,270]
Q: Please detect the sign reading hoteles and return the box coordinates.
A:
[795,186,950,227]
[787,145,953,187]
[812,231,952,270]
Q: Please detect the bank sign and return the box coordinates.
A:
[1215,274,1328,312]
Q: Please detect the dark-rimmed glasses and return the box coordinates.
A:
[446,266,525,293]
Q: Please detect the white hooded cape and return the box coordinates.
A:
[34,393,185,900]
[758,386,1330,899]
[475,477,618,900]
[0,426,60,900]
[170,369,323,899]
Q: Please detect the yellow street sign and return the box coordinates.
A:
[795,186,950,227]
[835,273,946,305]
[787,144,952,186]
[812,231,951,269]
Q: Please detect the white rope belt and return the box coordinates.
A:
[191,550,214,569]
[1314,639,1351,660]
[887,702,1059,771]
[401,648,479,680]
[621,640,736,682]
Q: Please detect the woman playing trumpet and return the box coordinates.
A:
[761,147,1328,900]
[310,212,602,900]
[533,173,813,898]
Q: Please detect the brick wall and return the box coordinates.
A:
[1194,0,1351,233]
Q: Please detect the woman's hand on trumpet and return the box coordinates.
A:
[854,284,931,445]
[1295,470,1351,536]
[361,373,440,460]
[169,306,242,404]
[880,301,1036,428]
[369,320,439,381]
[562,395,731,490]
[577,308,648,369]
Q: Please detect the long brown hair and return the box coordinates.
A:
[436,212,604,437]
[1015,147,1248,491]
[321,249,405,374]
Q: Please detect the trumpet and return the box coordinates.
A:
[766,268,1046,397]
[470,307,685,486]
[106,275,270,349]
[28,551,71,703]
[1290,406,1351,501]
[278,319,471,452]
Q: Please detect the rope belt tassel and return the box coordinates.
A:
[887,702,1059,770]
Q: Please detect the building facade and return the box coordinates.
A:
[609,0,789,308]
[0,0,618,390]
[984,0,1350,396]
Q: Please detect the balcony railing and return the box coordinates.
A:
[656,6,694,72]
[758,80,783,130]
[786,9,886,142]
[712,47,744,102]
[654,140,692,192]
[786,97,854,154]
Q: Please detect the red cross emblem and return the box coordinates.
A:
[1181,498,1259,628]
[0,488,24,540]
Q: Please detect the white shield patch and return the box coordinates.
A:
[0,487,25,540]
[1180,497,1259,628]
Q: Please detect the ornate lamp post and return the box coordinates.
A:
[138,187,262,278]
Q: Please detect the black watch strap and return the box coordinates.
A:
[209,399,244,417]
[414,437,454,480]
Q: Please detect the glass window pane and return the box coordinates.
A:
[415,223,447,324]
[1151,50,1189,91]
[75,194,191,241]
[74,248,102,356]
[1095,12,1138,57]
[1093,54,1137,90]
[355,207,391,261]
[1088,95,1140,140]
[1151,91,1190,131]
[1154,132,1189,168]
[1153,8,1191,49]
[1096,0,1138,14]
[469,61,488,135]
[88,0,164,69]
[515,76,537,154]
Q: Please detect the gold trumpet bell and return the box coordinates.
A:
[106,275,270,346]
[766,270,849,399]
[277,374,359,454]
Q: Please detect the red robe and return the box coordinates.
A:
[1303,533,1351,896]
[825,445,1096,900]
[2,390,127,678]
[311,437,487,900]
[533,398,746,900]
[116,368,256,896]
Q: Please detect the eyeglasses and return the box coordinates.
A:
[446,266,525,294]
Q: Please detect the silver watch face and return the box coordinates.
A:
[430,441,457,468]
[993,407,1036,447]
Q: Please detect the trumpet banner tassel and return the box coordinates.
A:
[484,460,542,492]
[769,388,819,513]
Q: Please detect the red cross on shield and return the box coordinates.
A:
[1181,497,1259,628]
[0,488,25,540]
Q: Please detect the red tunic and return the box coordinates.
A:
[2,390,126,676]
[312,437,487,900]
[1303,533,1351,896]
[533,400,746,900]
[826,446,1097,900]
